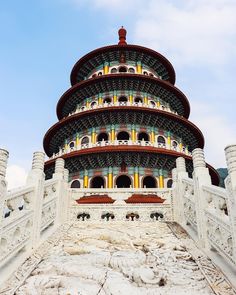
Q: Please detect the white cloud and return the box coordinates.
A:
[6,165,28,190]
[190,101,236,168]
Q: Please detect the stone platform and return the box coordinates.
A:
[4,221,231,295]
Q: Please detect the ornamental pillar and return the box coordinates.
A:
[0,148,9,226]
[91,128,96,144]
[167,132,171,149]
[224,145,236,262]
[179,140,183,152]
[150,128,155,144]
[129,91,133,104]
[98,93,103,105]
[103,62,109,74]
[136,61,142,74]
[192,148,211,249]
[108,167,113,188]
[76,133,79,148]
[144,93,148,105]
[113,91,117,104]
[134,167,139,188]
[83,170,88,188]
[86,99,90,108]
[157,99,160,107]
[131,125,136,142]
[27,151,45,249]
[159,169,164,188]
[111,125,115,142]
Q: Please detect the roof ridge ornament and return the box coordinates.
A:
[118,26,127,45]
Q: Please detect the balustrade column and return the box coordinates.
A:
[0,148,9,227]
[53,158,67,225]
[224,145,236,262]
[27,151,45,249]
[173,157,188,224]
[134,167,139,188]
[192,148,211,249]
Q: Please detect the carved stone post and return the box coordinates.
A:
[0,148,9,229]
[53,158,66,225]
[224,145,236,262]
[27,151,45,249]
[192,148,211,248]
[173,157,188,225]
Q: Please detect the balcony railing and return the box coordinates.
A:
[66,100,179,118]
[49,139,191,160]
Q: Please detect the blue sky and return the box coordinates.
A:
[1,0,236,188]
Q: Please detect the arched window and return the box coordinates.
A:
[149,73,154,77]
[138,132,149,141]
[98,72,102,76]
[167,179,173,188]
[103,97,112,103]
[90,101,97,108]
[97,132,109,142]
[116,175,132,188]
[111,68,117,73]
[149,101,156,107]
[143,71,148,75]
[91,176,105,188]
[157,136,166,146]
[71,180,80,188]
[128,68,135,73]
[118,96,128,102]
[143,176,157,188]
[172,141,178,149]
[134,97,143,103]
[69,142,75,148]
[81,136,89,145]
[119,66,127,73]
[117,131,130,140]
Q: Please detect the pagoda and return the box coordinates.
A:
[43,27,219,198]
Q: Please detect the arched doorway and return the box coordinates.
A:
[138,132,149,141]
[167,179,173,188]
[143,176,157,188]
[97,132,109,142]
[134,97,143,103]
[118,96,128,102]
[157,136,166,146]
[103,97,112,103]
[90,176,105,188]
[119,66,127,73]
[116,175,132,188]
[81,136,89,145]
[117,131,130,140]
[71,180,80,188]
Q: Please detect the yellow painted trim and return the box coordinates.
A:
[111,129,115,141]
[91,132,96,144]
[108,173,113,188]
[179,142,183,151]
[84,175,88,188]
[129,94,133,103]
[134,172,139,188]
[131,129,136,141]
[113,94,117,103]
[104,65,109,75]
[151,131,155,143]
[167,136,171,146]
[144,96,148,105]
[137,64,142,74]
[98,96,103,105]
[159,175,164,188]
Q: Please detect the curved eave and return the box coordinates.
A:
[70,44,176,85]
[43,107,204,156]
[44,147,219,185]
[57,74,190,120]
